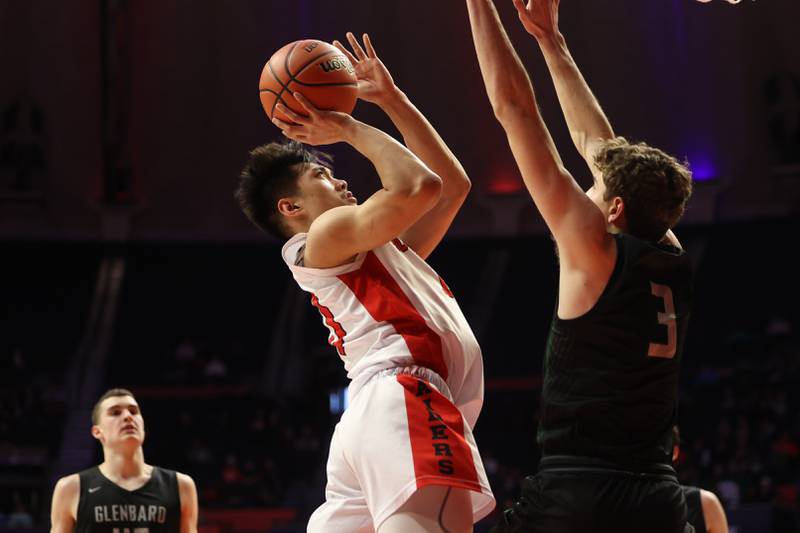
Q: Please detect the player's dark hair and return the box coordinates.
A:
[92,388,136,425]
[235,141,332,240]
[594,137,693,242]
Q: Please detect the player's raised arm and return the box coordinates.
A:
[465,0,606,251]
[513,0,613,179]
[333,32,471,259]
[514,0,683,247]
[273,94,442,268]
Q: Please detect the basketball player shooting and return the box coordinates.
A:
[466,0,695,531]
[49,389,198,533]
[236,33,495,532]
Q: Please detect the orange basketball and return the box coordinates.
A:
[259,39,358,125]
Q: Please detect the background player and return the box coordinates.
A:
[673,426,730,533]
[50,388,198,533]
[235,33,494,532]
[465,0,694,531]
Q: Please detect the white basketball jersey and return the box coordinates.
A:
[282,233,485,428]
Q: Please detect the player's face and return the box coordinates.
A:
[296,164,357,220]
[93,396,146,447]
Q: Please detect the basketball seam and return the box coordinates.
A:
[266,41,300,118]
[267,61,290,118]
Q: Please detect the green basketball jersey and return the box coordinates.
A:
[538,233,693,465]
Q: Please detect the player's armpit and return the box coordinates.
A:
[177,473,198,533]
[304,178,441,268]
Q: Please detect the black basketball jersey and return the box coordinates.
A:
[538,232,692,465]
[76,466,181,533]
[682,485,707,533]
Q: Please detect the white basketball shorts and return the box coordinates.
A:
[307,366,495,532]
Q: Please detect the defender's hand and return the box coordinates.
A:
[273,93,354,146]
[333,32,397,106]
[511,0,561,40]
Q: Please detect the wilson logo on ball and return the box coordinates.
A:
[319,56,354,75]
[303,42,319,53]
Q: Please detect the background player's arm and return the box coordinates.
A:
[465,0,608,258]
[177,472,198,533]
[514,0,681,245]
[334,33,471,259]
[700,489,729,533]
[275,96,442,268]
[50,474,78,533]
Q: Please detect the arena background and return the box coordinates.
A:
[1,0,799,531]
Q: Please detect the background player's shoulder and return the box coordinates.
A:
[153,465,176,476]
[149,465,179,487]
[54,473,80,496]
[175,471,194,484]
[152,466,194,494]
[175,472,197,498]
[51,473,80,521]
[700,488,725,515]
[50,474,81,533]
[682,484,700,498]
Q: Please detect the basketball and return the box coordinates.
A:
[259,39,358,124]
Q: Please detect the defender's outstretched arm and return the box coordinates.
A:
[465,0,605,249]
[513,0,679,246]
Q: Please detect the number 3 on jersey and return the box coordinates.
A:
[648,282,677,359]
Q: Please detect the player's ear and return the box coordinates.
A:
[607,196,624,225]
[277,197,303,218]
[91,425,102,441]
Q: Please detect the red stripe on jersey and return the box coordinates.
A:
[310,294,347,356]
[397,374,481,491]
[391,238,409,252]
[439,276,454,298]
[338,251,448,380]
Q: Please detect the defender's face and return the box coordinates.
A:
[296,164,357,221]
[92,395,145,448]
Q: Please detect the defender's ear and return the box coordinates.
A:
[607,196,624,225]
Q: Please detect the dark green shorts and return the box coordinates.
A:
[491,456,694,533]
